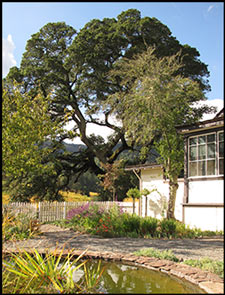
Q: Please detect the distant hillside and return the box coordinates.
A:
[63,142,86,153]
[62,141,159,165]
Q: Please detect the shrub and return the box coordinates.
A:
[66,203,90,220]
[2,209,39,242]
[122,213,141,234]
[134,247,179,262]
[140,217,158,237]
[183,257,224,279]
[160,218,177,238]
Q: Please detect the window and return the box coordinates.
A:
[218,131,224,175]
[188,132,223,177]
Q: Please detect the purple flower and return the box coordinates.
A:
[66,203,90,220]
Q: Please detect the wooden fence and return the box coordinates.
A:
[3,201,139,222]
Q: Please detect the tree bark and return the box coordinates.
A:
[167,176,179,219]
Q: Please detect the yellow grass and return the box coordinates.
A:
[59,191,93,202]
[123,197,139,203]
[2,193,11,204]
[3,191,95,204]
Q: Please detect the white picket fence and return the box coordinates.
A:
[3,201,139,222]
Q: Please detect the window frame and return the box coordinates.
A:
[188,132,218,178]
[218,131,224,176]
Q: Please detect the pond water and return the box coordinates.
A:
[70,259,205,294]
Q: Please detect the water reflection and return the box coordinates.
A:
[65,259,205,294]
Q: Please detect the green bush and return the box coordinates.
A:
[140,217,158,237]
[183,257,224,279]
[134,247,179,262]
[122,213,141,235]
[3,209,39,242]
[160,218,177,238]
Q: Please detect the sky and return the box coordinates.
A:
[2,2,224,143]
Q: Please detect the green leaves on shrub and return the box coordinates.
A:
[160,218,177,238]
[183,257,224,279]
[140,217,158,237]
[134,248,180,262]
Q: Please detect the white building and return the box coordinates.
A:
[126,109,224,231]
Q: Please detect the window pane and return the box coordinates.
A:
[190,146,197,160]
[198,145,206,160]
[198,161,206,176]
[219,132,224,142]
[207,160,215,175]
[190,137,197,145]
[207,134,215,143]
[198,136,206,144]
[219,142,224,157]
[219,159,224,175]
[207,143,215,158]
[189,162,197,177]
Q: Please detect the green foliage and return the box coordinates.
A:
[183,258,224,279]
[160,218,177,238]
[140,217,158,237]
[141,188,150,196]
[2,209,40,242]
[2,248,104,294]
[106,46,215,218]
[51,208,223,241]
[2,83,67,202]
[134,248,180,262]
[4,9,212,197]
[126,187,141,199]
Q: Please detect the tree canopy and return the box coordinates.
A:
[104,46,215,218]
[2,84,67,201]
[4,9,213,200]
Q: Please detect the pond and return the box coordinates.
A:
[69,259,205,294]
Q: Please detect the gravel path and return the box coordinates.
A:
[3,224,224,262]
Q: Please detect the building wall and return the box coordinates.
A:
[140,167,183,221]
[184,206,224,231]
[188,179,224,203]
[140,167,223,231]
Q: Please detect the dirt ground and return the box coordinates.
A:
[3,224,224,262]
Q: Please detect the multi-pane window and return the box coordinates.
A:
[188,132,223,177]
[218,131,224,175]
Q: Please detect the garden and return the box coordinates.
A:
[3,202,223,294]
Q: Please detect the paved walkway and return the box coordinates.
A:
[3,224,224,262]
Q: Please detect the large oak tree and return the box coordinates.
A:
[4,9,212,199]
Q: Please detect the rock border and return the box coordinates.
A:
[3,247,223,294]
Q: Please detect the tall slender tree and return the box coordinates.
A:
[105,46,215,219]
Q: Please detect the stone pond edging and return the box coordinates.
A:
[3,247,224,294]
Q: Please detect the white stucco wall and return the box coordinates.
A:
[139,167,224,231]
[188,179,224,203]
[140,167,183,221]
[184,206,224,231]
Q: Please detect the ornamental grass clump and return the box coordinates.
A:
[2,247,105,294]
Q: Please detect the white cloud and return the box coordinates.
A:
[64,113,122,144]
[196,98,224,120]
[64,99,224,144]
[2,34,17,77]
